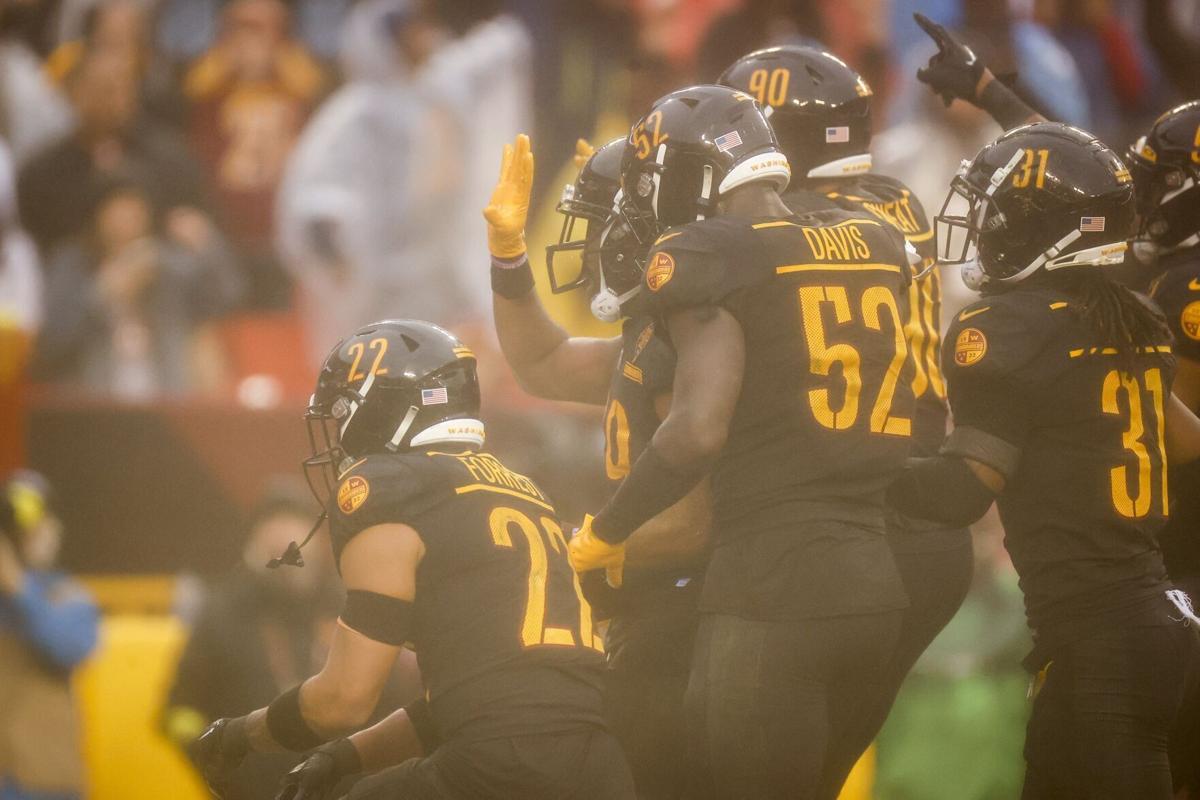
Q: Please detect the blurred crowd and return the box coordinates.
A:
[0,0,1193,404]
[0,1,1197,798]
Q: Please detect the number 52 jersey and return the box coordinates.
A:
[330,449,606,742]
[943,285,1176,646]
[643,209,916,619]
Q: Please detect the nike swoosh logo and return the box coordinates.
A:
[958,306,991,322]
[1188,278,1200,291]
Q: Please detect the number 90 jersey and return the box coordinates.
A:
[943,286,1175,645]
[644,210,916,543]
[331,450,606,741]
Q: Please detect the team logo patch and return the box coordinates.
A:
[337,476,370,515]
[1181,301,1200,340]
[954,328,988,366]
[646,252,676,292]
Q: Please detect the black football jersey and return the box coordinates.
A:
[1149,248,1200,580]
[943,284,1176,645]
[815,174,947,456]
[594,316,700,631]
[643,209,915,618]
[330,450,606,740]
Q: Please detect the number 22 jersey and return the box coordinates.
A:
[330,449,606,742]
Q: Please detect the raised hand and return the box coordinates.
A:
[483,134,535,259]
[914,12,985,106]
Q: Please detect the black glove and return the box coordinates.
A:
[914,12,984,106]
[275,739,362,800]
[189,717,250,799]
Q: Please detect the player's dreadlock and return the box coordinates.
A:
[1052,270,1171,370]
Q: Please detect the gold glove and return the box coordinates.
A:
[573,138,595,170]
[483,134,534,259]
[568,515,625,588]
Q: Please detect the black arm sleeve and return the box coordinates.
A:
[977,78,1043,130]
[887,455,997,527]
[592,444,705,544]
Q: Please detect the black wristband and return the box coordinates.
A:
[404,697,442,754]
[266,685,325,752]
[321,737,362,776]
[491,255,535,299]
[592,444,704,544]
[978,79,1039,130]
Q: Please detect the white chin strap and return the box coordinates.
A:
[979,234,1130,290]
[409,418,486,449]
[720,151,792,195]
[806,153,873,179]
[589,213,641,323]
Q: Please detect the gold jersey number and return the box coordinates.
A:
[488,506,604,652]
[797,284,912,436]
[1102,367,1169,519]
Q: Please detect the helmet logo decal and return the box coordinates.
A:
[954,328,988,366]
[1012,148,1050,190]
[825,126,850,144]
[421,387,449,405]
[714,130,743,153]
[747,68,790,107]
[1181,302,1200,340]
[646,252,676,291]
[631,110,668,160]
[337,475,370,514]
[1079,217,1106,232]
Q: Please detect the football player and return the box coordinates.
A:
[569,85,917,799]
[888,122,1200,799]
[191,320,635,799]
[485,132,709,798]
[719,45,973,797]
[1129,99,1200,799]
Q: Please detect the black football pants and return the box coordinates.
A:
[1021,617,1200,800]
[343,726,636,799]
[815,535,974,800]
[682,610,903,800]
[1171,576,1200,796]
[604,602,699,800]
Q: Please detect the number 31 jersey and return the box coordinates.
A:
[943,286,1175,646]
[331,450,606,741]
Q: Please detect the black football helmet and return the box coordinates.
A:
[545,139,648,322]
[619,84,791,244]
[935,122,1135,291]
[1127,100,1200,254]
[718,46,873,181]
[303,320,482,510]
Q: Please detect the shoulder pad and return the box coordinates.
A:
[1151,263,1200,358]
[830,174,935,259]
[329,455,442,557]
[943,293,1053,379]
[644,220,741,312]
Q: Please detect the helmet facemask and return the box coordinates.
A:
[546,181,615,294]
[1128,138,1200,254]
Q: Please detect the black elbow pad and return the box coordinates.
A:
[887,455,996,528]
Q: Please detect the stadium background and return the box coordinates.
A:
[0,0,1195,797]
